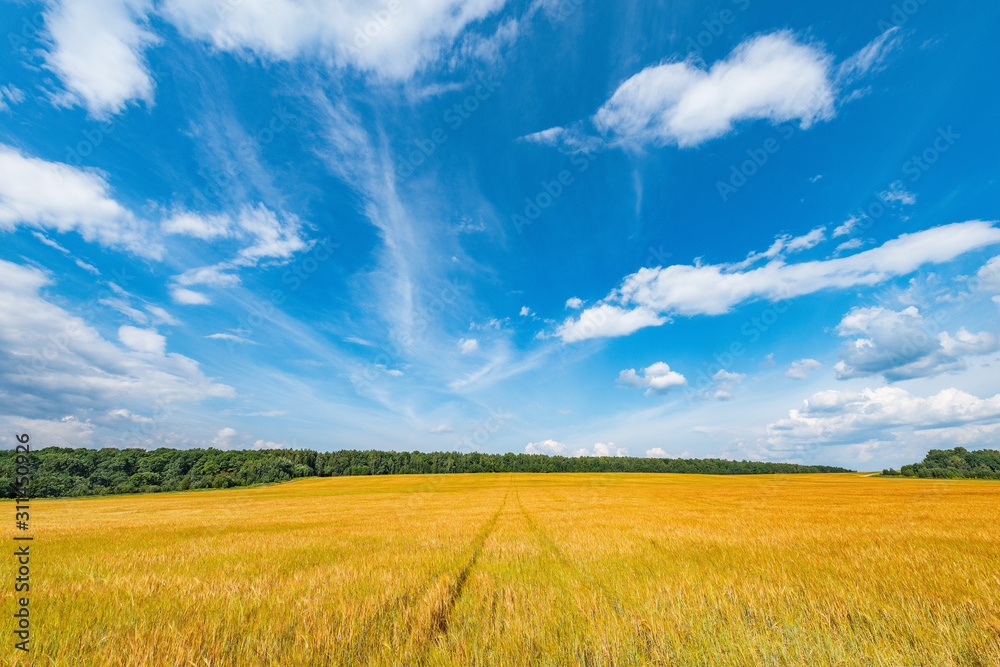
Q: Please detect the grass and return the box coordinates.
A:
[4,473,999,666]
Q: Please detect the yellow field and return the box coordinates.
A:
[4,473,999,666]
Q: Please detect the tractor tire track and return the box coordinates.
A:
[514,489,633,623]
[430,484,510,634]
[355,477,512,660]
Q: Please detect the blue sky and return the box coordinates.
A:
[1,0,999,469]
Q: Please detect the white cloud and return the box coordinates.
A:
[167,205,311,290]
[146,305,179,326]
[573,442,628,457]
[0,84,25,112]
[592,31,835,147]
[525,438,566,455]
[646,447,690,458]
[834,306,998,381]
[216,427,288,450]
[212,427,239,449]
[231,204,311,265]
[174,265,242,288]
[428,424,454,434]
[170,287,211,305]
[344,336,376,346]
[617,361,687,395]
[558,304,666,343]
[160,0,509,81]
[32,230,103,274]
[704,368,744,400]
[975,255,1000,292]
[836,27,902,85]
[75,259,101,274]
[528,28,898,151]
[520,125,604,153]
[733,226,826,269]
[879,182,916,206]
[0,144,159,257]
[765,386,1000,449]
[519,306,535,317]
[759,352,776,368]
[0,260,234,420]
[42,0,158,118]
[459,338,479,354]
[31,230,71,253]
[786,358,822,379]
[835,238,864,254]
[698,368,746,401]
[100,297,150,324]
[559,221,1000,341]
[253,439,285,450]
[525,439,628,457]
[162,211,234,239]
[117,325,167,355]
[833,214,862,237]
[0,415,98,447]
[565,297,584,309]
[206,333,260,345]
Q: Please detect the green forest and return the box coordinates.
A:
[1,447,851,499]
[882,447,1000,479]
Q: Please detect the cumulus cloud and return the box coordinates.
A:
[558,221,1000,342]
[565,297,584,309]
[253,439,285,450]
[558,304,666,343]
[834,306,998,381]
[765,386,1000,449]
[428,424,454,434]
[525,438,566,455]
[617,361,687,395]
[0,144,159,257]
[705,368,744,400]
[519,306,535,317]
[976,255,1000,292]
[594,31,835,147]
[42,0,158,117]
[646,447,690,458]
[786,358,822,379]
[526,29,898,151]
[573,442,628,457]
[0,260,234,420]
[525,439,628,457]
[459,338,479,354]
[160,0,509,81]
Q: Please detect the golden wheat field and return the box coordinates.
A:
[3,472,1000,666]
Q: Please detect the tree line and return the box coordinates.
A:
[882,447,1000,479]
[0,447,853,499]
